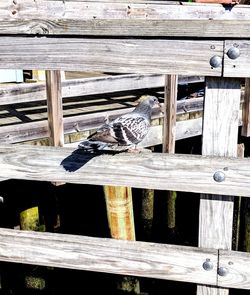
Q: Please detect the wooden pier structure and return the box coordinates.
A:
[0,1,250,294]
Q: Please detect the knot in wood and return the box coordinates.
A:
[9,3,19,17]
[30,23,50,35]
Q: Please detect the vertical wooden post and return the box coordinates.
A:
[104,186,135,240]
[163,75,178,234]
[243,196,250,252]
[163,75,177,154]
[232,144,245,251]
[104,186,139,294]
[241,78,250,137]
[46,70,64,147]
[197,77,241,295]
[141,188,154,241]
[20,206,46,290]
[241,79,250,252]
[46,70,64,188]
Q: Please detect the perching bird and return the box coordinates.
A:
[78,95,160,152]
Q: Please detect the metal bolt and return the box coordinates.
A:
[227,47,240,60]
[209,56,222,68]
[203,259,213,271]
[218,267,229,276]
[213,171,225,182]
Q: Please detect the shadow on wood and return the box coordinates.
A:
[60,149,97,172]
[60,148,125,172]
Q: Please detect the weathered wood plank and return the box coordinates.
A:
[0,144,250,196]
[201,78,241,158]
[218,249,250,290]
[0,74,203,106]
[224,41,250,78]
[163,75,177,154]
[0,37,223,76]
[163,75,178,233]
[197,78,241,295]
[0,227,217,285]
[46,70,65,186]
[241,78,250,136]
[1,1,250,38]
[0,74,164,105]
[46,70,64,147]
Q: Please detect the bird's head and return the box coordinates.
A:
[137,95,160,108]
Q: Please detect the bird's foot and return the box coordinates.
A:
[127,147,143,153]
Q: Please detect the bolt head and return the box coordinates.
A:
[218,267,229,276]
[227,47,240,60]
[213,171,225,182]
[209,56,222,68]
[203,260,213,271]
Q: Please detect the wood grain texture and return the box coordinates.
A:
[0,37,223,76]
[163,75,178,231]
[224,41,250,78]
[163,75,177,153]
[202,78,241,158]
[0,144,250,196]
[241,78,250,136]
[46,70,64,147]
[0,74,164,105]
[104,186,135,240]
[0,227,217,285]
[1,1,250,38]
[198,78,241,295]
[218,249,250,289]
[0,74,202,106]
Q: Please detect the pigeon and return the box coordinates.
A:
[78,95,160,152]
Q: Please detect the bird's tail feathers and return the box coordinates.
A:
[78,139,130,153]
[78,140,110,152]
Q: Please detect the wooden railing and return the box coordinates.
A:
[0,1,250,294]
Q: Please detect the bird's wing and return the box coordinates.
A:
[113,114,150,145]
[87,123,119,144]
[87,113,150,146]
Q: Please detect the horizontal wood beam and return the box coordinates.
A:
[1,1,250,38]
[0,74,204,105]
[224,41,250,78]
[0,37,222,76]
[0,227,249,289]
[0,74,165,105]
[218,249,250,289]
[0,144,250,197]
[0,97,204,144]
[0,227,217,286]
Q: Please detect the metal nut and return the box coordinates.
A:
[209,56,222,68]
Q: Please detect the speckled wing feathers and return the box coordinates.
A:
[113,115,150,145]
